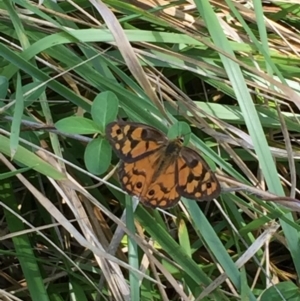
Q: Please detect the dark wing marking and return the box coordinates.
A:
[141,160,180,209]
[105,121,167,162]
[177,147,221,201]
[118,158,154,198]
[118,151,180,209]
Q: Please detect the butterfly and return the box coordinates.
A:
[105,121,221,209]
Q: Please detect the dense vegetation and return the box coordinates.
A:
[1,0,300,300]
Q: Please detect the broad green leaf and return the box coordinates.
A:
[91,91,119,132]
[84,137,111,175]
[261,281,300,301]
[55,116,100,134]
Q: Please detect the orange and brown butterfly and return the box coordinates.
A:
[105,120,221,209]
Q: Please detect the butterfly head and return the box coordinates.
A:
[165,138,183,156]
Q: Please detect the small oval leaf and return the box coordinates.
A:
[91,91,119,132]
[55,117,100,134]
[84,137,111,175]
[168,121,191,145]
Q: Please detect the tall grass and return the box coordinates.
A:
[0,0,300,300]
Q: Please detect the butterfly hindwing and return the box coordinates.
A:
[141,160,180,208]
[177,147,221,201]
[105,121,167,162]
[118,151,180,208]
[118,156,155,197]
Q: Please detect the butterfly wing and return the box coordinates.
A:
[177,147,220,201]
[141,160,180,209]
[105,121,167,162]
[118,152,180,209]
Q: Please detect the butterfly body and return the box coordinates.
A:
[151,139,181,180]
[106,121,220,209]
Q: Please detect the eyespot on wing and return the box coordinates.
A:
[142,161,180,209]
[118,150,180,209]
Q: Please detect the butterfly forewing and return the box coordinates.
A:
[177,147,221,201]
[106,121,167,162]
